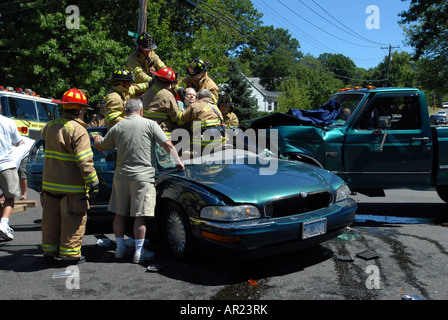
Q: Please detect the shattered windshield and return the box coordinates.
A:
[327,93,365,126]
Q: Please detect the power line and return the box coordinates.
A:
[277,0,378,49]
[0,0,54,15]
[190,1,385,83]
[253,0,387,71]
[257,0,338,54]
[309,0,387,46]
[255,1,386,66]
[0,0,38,8]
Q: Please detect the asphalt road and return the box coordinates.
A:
[1,187,447,309]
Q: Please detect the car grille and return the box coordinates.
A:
[264,191,333,218]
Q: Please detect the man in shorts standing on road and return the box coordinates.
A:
[93,99,184,263]
[0,103,22,240]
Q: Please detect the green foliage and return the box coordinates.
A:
[277,77,312,112]
[318,53,356,85]
[219,59,258,122]
[399,0,448,95]
[0,0,446,118]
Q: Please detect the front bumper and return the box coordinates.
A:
[190,198,357,259]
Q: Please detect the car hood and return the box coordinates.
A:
[167,160,338,205]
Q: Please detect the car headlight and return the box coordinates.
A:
[335,184,351,202]
[200,205,260,221]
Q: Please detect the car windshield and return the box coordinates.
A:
[326,93,365,126]
[36,101,59,122]
[2,97,59,123]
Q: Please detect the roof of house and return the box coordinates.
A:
[247,77,282,99]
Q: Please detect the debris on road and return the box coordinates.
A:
[401,294,427,300]
[334,254,355,262]
[146,264,163,272]
[356,250,380,260]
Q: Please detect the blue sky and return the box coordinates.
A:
[251,0,412,70]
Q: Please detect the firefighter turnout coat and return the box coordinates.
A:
[40,112,99,258]
[105,83,149,129]
[176,97,226,149]
[178,71,219,103]
[126,49,166,83]
[141,79,179,137]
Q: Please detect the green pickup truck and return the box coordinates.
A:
[244,87,448,202]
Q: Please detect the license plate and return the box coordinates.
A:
[302,218,327,239]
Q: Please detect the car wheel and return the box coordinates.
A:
[164,202,194,260]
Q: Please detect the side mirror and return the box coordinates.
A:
[377,116,391,129]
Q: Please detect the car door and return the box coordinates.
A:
[26,139,45,192]
[343,93,433,189]
[25,129,116,215]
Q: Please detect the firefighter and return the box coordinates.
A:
[41,88,99,264]
[88,97,106,127]
[176,89,226,153]
[178,58,219,103]
[140,67,180,138]
[126,32,166,84]
[104,68,149,129]
[218,94,239,128]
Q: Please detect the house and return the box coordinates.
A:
[246,77,281,113]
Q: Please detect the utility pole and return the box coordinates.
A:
[138,0,147,34]
[381,44,400,87]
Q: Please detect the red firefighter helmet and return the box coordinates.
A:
[151,67,177,83]
[53,88,90,109]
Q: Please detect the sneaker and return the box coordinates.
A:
[133,248,155,264]
[115,245,134,259]
[0,223,14,241]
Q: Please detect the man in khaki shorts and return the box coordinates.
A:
[0,103,22,240]
[93,99,184,263]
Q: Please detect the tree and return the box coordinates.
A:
[219,59,258,122]
[399,0,448,95]
[367,51,417,87]
[277,77,312,112]
[0,0,134,103]
[0,0,265,104]
[318,53,356,85]
[294,55,344,108]
[399,0,448,61]
[238,25,302,91]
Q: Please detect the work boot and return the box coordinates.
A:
[59,255,86,265]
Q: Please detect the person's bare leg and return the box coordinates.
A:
[19,178,27,200]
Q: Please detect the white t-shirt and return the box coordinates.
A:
[12,136,34,168]
[0,114,23,171]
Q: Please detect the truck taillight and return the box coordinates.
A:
[17,127,28,134]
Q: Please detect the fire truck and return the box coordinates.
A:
[0,86,60,140]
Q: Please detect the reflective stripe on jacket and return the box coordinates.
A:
[176,98,226,147]
[125,49,166,83]
[105,83,149,129]
[140,80,179,134]
[41,113,98,194]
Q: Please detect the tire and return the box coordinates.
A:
[163,202,194,260]
[436,185,448,204]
